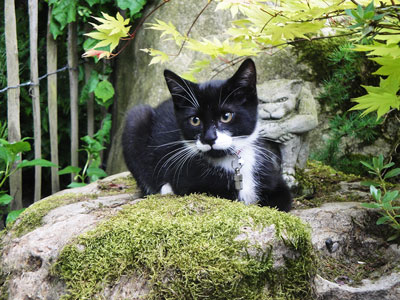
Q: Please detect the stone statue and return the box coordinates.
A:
[258,79,318,188]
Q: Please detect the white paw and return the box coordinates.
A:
[160,183,174,195]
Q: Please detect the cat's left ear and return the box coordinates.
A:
[229,58,257,90]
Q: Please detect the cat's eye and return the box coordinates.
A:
[221,112,233,123]
[277,97,288,102]
[189,116,201,127]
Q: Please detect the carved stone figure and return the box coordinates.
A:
[258,79,318,188]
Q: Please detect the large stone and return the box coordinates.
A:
[2,171,399,299]
[0,173,314,300]
[107,0,310,175]
[294,202,400,300]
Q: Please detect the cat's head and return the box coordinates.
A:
[164,59,258,158]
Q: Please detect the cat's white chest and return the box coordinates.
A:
[211,147,258,205]
[236,148,258,205]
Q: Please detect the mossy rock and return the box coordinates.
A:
[53,194,315,300]
[294,160,365,207]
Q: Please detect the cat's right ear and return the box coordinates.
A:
[164,70,197,108]
[164,70,187,97]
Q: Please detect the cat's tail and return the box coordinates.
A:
[122,105,155,194]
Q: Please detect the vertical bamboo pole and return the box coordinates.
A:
[47,7,60,193]
[68,22,79,182]
[4,0,22,209]
[28,0,42,202]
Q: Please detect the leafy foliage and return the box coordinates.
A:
[138,0,398,118]
[58,114,111,187]
[360,155,400,241]
[344,2,400,118]
[312,112,381,175]
[0,126,57,225]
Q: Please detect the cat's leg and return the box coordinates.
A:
[160,183,174,195]
[259,178,293,212]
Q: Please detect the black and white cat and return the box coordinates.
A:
[122,59,292,211]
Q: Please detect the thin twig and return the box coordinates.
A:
[174,0,213,58]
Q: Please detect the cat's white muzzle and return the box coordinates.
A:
[196,131,232,152]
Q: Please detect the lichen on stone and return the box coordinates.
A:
[9,193,97,238]
[52,194,315,300]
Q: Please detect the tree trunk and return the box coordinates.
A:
[47,7,60,193]
[68,22,79,182]
[28,0,42,202]
[4,0,22,210]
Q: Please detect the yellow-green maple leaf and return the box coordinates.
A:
[350,76,400,119]
[85,12,131,54]
[371,56,400,77]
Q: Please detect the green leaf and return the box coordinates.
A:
[384,168,400,179]
[94,80,114,102]
[370,185,381,201]
[68,182,87,188]
[6,208,25,225]
[360,160,374,171]
[117,0,146,17]
[4,141,31,155]
[376,215,390,225]
[350,76,400,119]
[0,193,13,205]
[88,71,100,93]
[87,166,107,180]
[382,162,395,169]
[387,232,400,242]
[51,0,77,31]
[382,190,399,203]
[0,147,11,163]
[360,180,379,187]
[361,202,381,209]
[17,159,58,169]
[59,166,82,175]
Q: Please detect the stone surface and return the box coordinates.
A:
[293,202,400,300]
[1,172,400,299]
[314,273,400,300]
[107,0,311,175]
[1,193,139,300]
[0,173,311,300]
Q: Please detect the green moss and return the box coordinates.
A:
[295,160,361,207]
[10,193,97,238]
[53,194,315,300]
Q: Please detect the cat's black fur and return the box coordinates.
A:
[122,59,292,211]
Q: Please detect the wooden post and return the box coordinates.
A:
[4,0,22,209]
[68,22,79,182]
[28,0,42,202]
[47,7,60,193]
[85,63,95,137]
